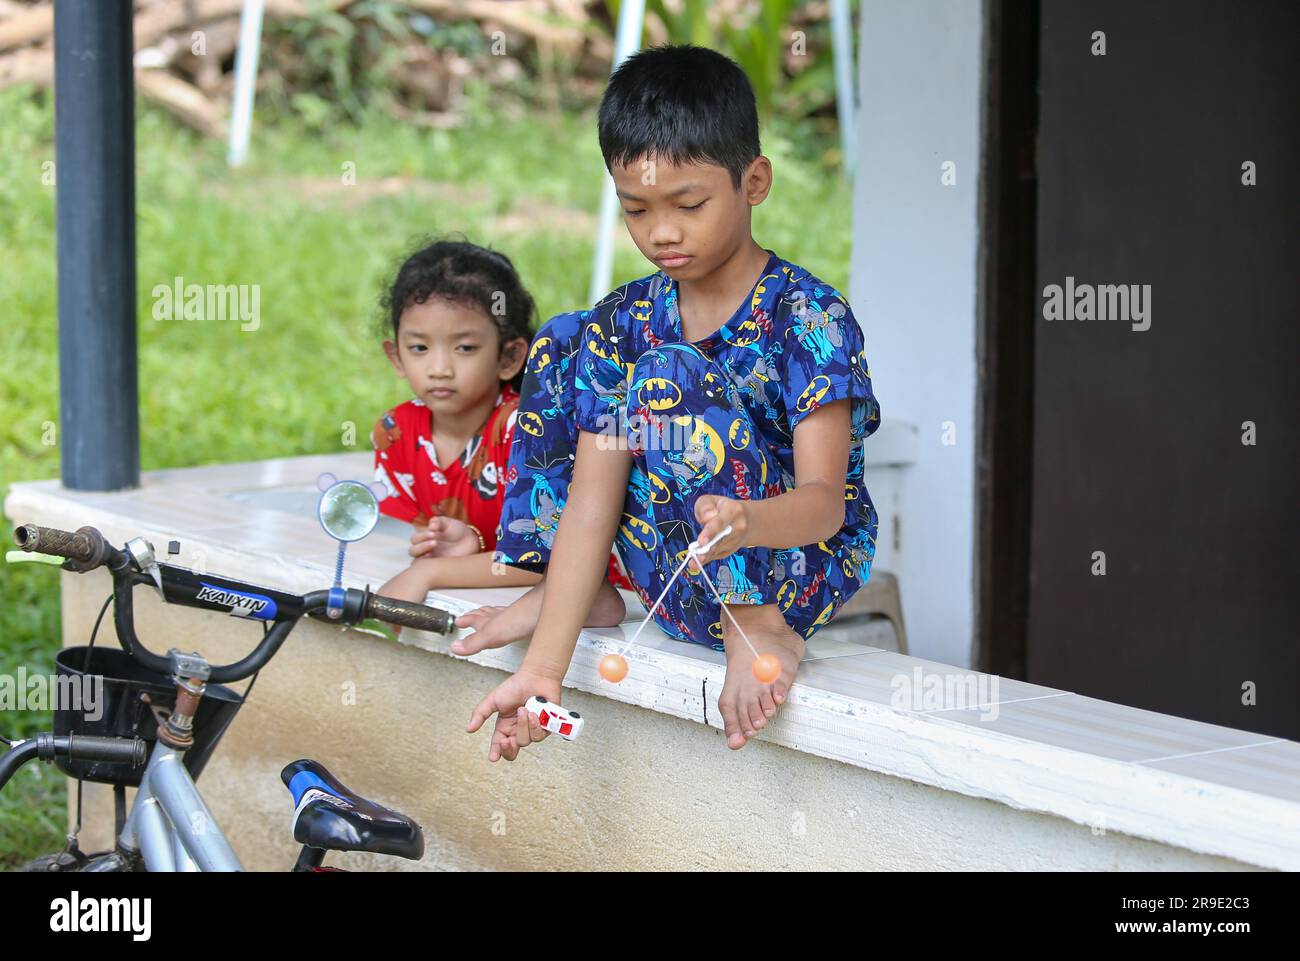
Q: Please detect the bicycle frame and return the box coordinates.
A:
[117,742,242,872]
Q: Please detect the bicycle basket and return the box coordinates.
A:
[52,646,244,787]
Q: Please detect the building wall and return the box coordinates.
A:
[852,0,985,667]
[61,571,1256,872]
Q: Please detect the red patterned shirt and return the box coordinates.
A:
[372,387,520,550]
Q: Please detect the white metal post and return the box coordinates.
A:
[227,0,266,168]
[587,0,646,307]
[830,0,856,178]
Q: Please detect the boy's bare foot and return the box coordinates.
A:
[718,603,804,750]
[452,578,626,655]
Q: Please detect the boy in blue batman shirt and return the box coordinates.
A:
[462,44,881,758]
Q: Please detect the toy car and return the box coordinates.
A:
[525,696,583,740]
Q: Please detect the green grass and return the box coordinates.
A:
[0,83,852,866]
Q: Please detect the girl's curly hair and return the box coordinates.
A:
[380,236,535,391]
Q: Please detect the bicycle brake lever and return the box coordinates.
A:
[4,550,64,566]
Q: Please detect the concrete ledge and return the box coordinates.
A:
[6,452,1298,870]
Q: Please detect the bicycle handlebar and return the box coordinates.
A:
[0,734,148,792]
[364,593,458,634]
[11,523,460,684]
[14,523,116,569]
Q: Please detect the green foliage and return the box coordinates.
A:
[252,1,853,145]
[717,0,798,118]
[260,0,494,127]
[612,0,851,126]
[644,0,714,47]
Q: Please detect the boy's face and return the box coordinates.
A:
[383,298,526,415]
[612,154,772,283]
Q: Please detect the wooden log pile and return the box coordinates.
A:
[0,0,615,136]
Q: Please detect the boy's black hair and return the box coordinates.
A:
[598,44,760,190]
[380,237,534,392]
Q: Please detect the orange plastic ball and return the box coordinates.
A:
[599,653,629,683]
[752,654,781,684]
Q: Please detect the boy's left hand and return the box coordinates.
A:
[691,495,749,566]
[467,669,564,762]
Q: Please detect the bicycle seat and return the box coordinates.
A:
[280,759,424,861]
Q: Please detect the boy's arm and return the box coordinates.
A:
[520,429,633,681]
[378,552,542,603]
[465,429,630,762]
[693,399,852,562]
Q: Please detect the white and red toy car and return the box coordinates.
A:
[525,696,584,741]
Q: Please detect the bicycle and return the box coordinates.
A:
[0,474,457,872]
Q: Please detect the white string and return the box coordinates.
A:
[614,524,760,660]
[689,559,761,659]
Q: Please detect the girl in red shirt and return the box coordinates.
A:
[373,240,541,603]
[371,240,630,624]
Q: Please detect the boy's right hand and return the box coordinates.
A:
[410,516,479,558]
[467,669,564,762]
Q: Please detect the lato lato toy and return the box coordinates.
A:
[525,696,584,740]
[526,525,781,742]
[598,525,780,685]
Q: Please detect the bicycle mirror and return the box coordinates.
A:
[316,474,388,603]
[316,475,384,544]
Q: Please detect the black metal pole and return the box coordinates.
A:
[54,0,139,491]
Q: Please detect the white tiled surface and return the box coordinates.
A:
[928,693,1282,765]
[793,650,1062,709]
[6,452,1299,870]
[1138,739,1300,805]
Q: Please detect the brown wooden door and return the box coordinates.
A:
[1028,0,1298,739]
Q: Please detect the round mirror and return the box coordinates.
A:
[318,480,379,542]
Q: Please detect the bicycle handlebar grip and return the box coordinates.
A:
[34,732,148,767]
[365,593,458,636]
[66,735,148,768]
[12,524,99,565]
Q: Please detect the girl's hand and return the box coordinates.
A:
[409,516,480,558]
[467,670,564,762]
[691,495,749,566]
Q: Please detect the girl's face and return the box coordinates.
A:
[383,297,526,415]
